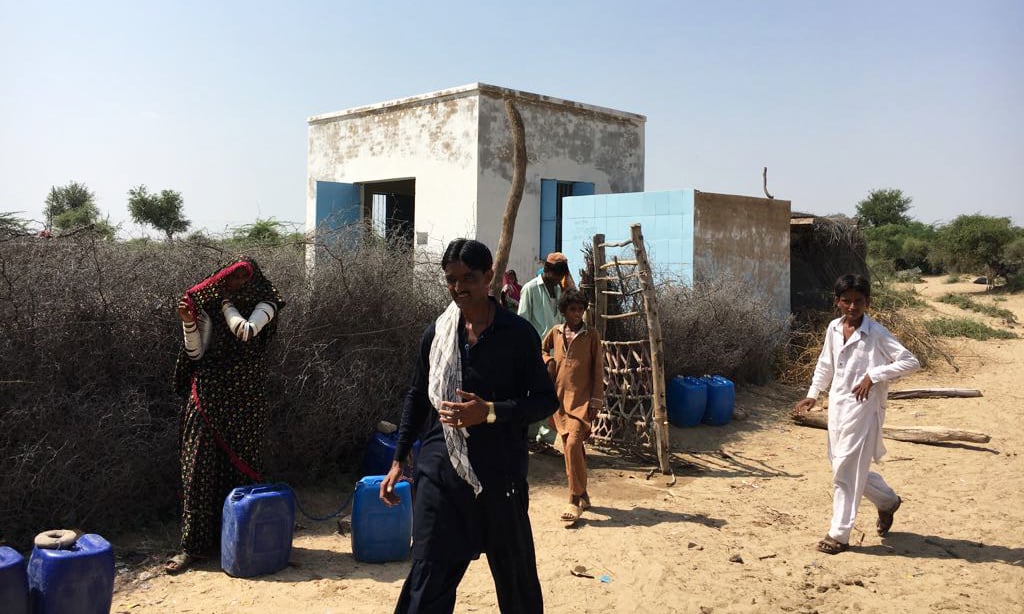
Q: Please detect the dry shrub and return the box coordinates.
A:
[657,276,791,385]
[0,231,445,547]
[268,238,447,478]
[578,245,789,385]
[777,283,953,386]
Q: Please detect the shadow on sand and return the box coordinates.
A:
[573,505,726,530]
[858,532,1024,565]
[181,541,412,584]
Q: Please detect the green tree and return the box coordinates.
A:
[1,211,30,237]
[863,221,938,273]
[1003,237,1024,269]
[127,185,190,241]
[44,181,116,239]
[231,218,287,246]
[933,214,1017,276]
[45,181,98,229]
[185,229,214,243]
[856,188,913,228]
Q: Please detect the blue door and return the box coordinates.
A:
[539,180,595,258]
[315,181,361,232]
[571,182,595,197]
[539,179,558,258]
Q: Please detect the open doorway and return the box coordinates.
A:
[540,179,594,258]
[362,178,415,250]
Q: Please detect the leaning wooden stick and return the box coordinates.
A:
[792,411,991,444]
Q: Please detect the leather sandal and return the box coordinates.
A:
[877,496,902,536]
[816,536,849,555]
[165,552,197,574]
[560,504,582,526]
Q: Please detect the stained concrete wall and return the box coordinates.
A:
[562,189,791,319]
[308,83,645,271]
[475,85,645,278]
[693,191,792,318]
[306,89,480,261]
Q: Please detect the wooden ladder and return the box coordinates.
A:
[589,224,672,480]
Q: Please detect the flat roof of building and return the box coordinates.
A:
[308,82,647,125]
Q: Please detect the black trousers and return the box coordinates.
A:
[395,477,543,613]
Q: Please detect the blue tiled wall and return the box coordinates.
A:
[562,190,695,285]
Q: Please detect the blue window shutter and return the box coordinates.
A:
[572,182,595,197]
[315,181,361,231]
[540,179,557,258]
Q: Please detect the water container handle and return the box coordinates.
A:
[359,476,385,487]
[230,483,289,501]
[249,482,289,495]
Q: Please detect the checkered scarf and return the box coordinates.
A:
[428,301,483,496]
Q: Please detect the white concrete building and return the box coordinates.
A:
[306,83,645,276]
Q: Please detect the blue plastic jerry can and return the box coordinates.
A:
[27,532,114,614]
[0,546,28,614]
[351,475,412,563]
[702,375,736,426]
[363,430,421,477]
[221,483,296,577]
[667,375,708,427]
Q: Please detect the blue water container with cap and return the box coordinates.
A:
[667,376,708,427]
[27,533,115,614]
[351,475,412,563]
[701,375,736,426]
[221,483,295,577]
[0,546,28,614]
[363,430,421,477]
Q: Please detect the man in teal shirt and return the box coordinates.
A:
[518,253,570,450]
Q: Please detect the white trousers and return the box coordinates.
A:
[827,422,900,543]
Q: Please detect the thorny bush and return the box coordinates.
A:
[579,246,790,385]
[656,276,791,384]
[777,282,952,386]
[0,231,446,547]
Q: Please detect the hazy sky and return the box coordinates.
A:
[2,0,1021,237]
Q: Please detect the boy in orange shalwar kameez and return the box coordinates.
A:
[541,289,605,525]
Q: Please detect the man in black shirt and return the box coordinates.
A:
[381,238,558,613]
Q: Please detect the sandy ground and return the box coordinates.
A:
[113,277,1024,613]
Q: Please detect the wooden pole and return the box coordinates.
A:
[630,224,671,475]
[792,411,991,444]
[592,233,608,338]
[489,98,527,295]
[888,388,983,400]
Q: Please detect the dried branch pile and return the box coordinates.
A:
[0,231,445,547]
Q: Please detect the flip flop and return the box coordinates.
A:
[165,552,196,575]
[560,504,582,526]
[877,496,902,536]
[816,536,849,555]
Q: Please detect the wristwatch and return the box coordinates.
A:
[485,402,497,424]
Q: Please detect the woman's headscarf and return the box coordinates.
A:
[172,257,285,396]
[501,270,521,303]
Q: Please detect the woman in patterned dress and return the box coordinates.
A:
[166,258,284,574]
[499,269,522,311]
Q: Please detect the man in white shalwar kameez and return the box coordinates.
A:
[795,274,920,554]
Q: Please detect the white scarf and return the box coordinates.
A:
[428,301,483,496]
